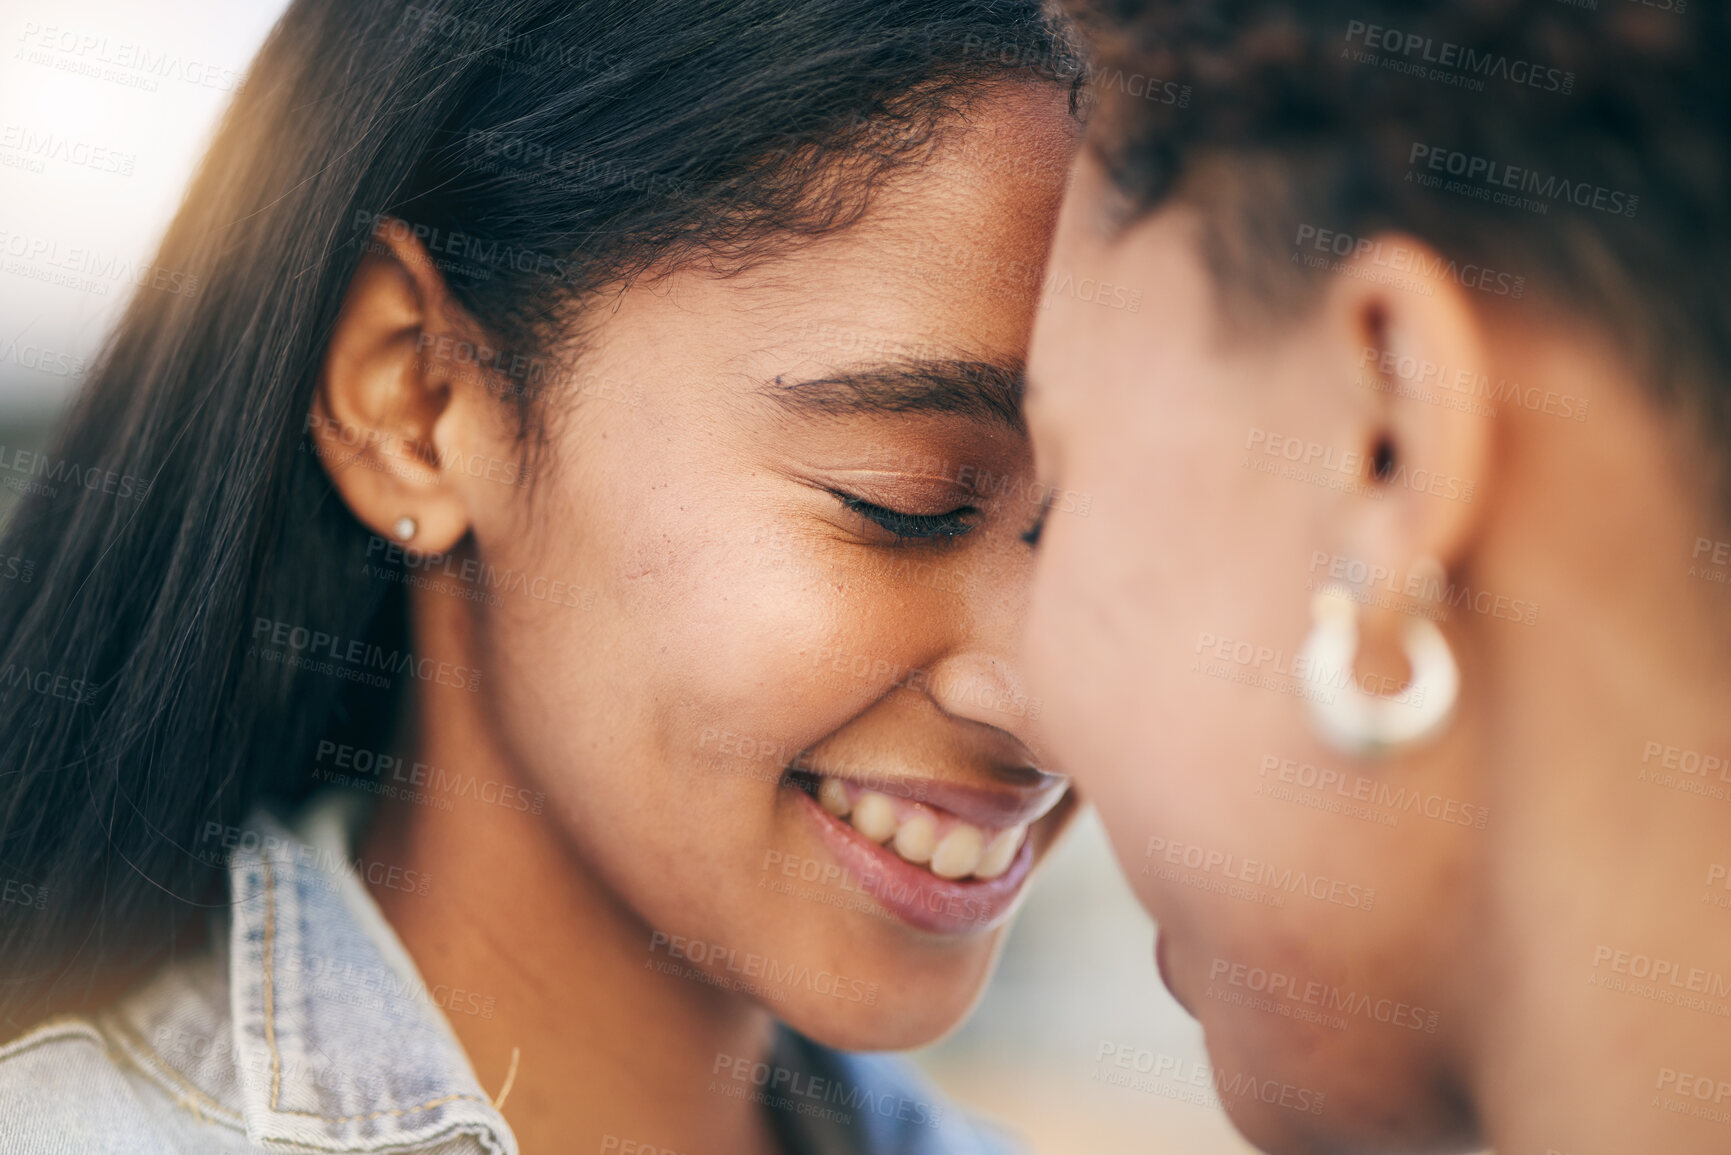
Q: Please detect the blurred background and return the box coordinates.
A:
[0,0,1255,1150]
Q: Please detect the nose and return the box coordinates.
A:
[917,545,1046,761]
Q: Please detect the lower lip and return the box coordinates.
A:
[788,786,1037,936]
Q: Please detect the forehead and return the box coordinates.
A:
[605,87,1077,373]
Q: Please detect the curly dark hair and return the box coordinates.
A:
[1070,0,1729,454]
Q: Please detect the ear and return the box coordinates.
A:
[308,222,476,554]
[1318,235,1496,647]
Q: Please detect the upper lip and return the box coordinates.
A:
[789,764,1070,830]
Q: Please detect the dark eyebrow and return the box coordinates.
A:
[761,358,1025,435]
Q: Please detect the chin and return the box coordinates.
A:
[1226,1102,1478,1155]
[1202,1025,1480,1155]
[778,966,990,1052]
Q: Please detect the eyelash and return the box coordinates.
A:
[834,493,978,544]
[1021,500,1049,547]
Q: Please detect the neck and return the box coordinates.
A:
[361,591,781,1155]
[1464,349,1731,1153]
[1471,694,1731,1155]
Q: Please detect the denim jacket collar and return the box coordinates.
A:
[201,792,1009,1155]
[225,796,517,1154]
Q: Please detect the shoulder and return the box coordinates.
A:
[0,951,252,1155]
[0,1017,182,1153]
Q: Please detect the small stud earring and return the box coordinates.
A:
[392,516,417,542]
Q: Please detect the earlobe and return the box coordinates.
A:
[308,223,478,556]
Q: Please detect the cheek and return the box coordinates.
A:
[469,465,945,827]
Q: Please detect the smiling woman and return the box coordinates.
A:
[0,2,1083,1153]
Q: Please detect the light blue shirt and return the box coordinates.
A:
[0,793,1018,1154]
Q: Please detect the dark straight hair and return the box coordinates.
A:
[0,0,1079,1033]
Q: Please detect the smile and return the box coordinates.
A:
[783,766,1070,934]
[812,776,1027,880]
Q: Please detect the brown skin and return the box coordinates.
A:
[1025,156,1731,1155]
[309,87,1079,1155]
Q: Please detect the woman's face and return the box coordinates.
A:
[438,86,1079,1048]
[1024,158,1484,1153]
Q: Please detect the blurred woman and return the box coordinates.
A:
[1025,1,1731,1152]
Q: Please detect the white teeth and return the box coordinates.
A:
[891,812,937,864]
[818,776,852,818]
[930,823,984,880]
[812,775,1027,881]
[850,791,898,843]
[973,825,1025,880]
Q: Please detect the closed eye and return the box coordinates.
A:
[833,493,978,544]
[1020,496,1050,547]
